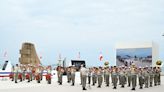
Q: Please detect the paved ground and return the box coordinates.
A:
[0,76,163,92]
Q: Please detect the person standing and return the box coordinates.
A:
[111,66,118,89]
[97,67,103,88]
[126,67,131,87]
[157,67,161,85]
[66,67,71,83]
[92,67,97,86]
[143,66,149,88]
[80,65,88,90]
[138,67,144,89]
[14,64,19,83]
[104,67,110,87]
[11,66,15,81]
[119,66,126,88]
[131,63,137,90]
[153,67,158,86]
[88,68,92,84]
[71,65,76,86]
[149,66,154,87]
[58,66,64,85]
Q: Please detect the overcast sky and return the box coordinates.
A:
[0,0,164,66]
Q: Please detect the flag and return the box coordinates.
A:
[99,52,103,61]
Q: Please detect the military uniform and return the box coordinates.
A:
[143,67,149,88]
[67,67,71,83]
[126,67,131,87]
[92,68,97,86]
[97,68,103,88]
[14,64,19,83]
[71,66,76,86]
[104,68,110,87]
[149,67,154,87]
[80,66,88,90]
[131,65,137,90]
[138,68,144,89]
[88,68,91,84]
[119,67,126,88]
[157,67,161,85]
[112,66,118,89]
[58,67,64,85]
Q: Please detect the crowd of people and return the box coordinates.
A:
[9,63,161,91]
[10,64,52,84]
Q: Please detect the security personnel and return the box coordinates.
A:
[111,66,118,89]
[71,65,76,86]
[97,67,103,88]
[138,67,144,89]
[80,64,88,90]
[131,63,137,90]
[143,66,149,88]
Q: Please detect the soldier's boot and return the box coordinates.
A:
[150,82,152,87]
[131,88,135,90]
[97,85,101,88]
[83,87,87,90]
[71,83,74,86]
[121,85,124,88]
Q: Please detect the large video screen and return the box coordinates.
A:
[116,48,152,67]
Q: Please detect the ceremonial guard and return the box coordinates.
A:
[92,67,97,86]
[71,65,76,86]
[66,67,71,83]
[143,66,149,88]
[88,68,92,84]
[26,65,31,82]
[58,66,64,85]
[10,66,15,81]
[35,66,41,83]
[111,66,118,89]
[46,66,52,84]
[126,67,131,87]
[80,65,88,90]
[14,64,19,83]
[149,66,154,87]
[138,67,144,89]
[130,63,137,90]
[119,65,126,88]
[104,67,110,87]
[97,67,103,88]
[18,65,23,82]
[157,67,161,85]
